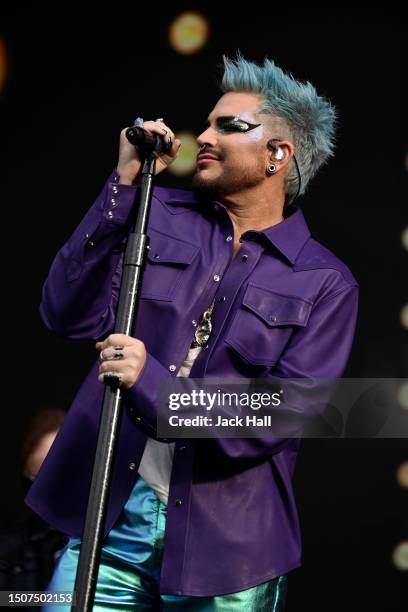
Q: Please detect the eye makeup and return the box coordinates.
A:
[204,115,261,133]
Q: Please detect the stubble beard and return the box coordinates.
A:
[192,163,264,201]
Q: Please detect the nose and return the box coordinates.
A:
[197,126,217,149]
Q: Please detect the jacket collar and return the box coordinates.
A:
[258,204,311,265]
[164,190,311,266]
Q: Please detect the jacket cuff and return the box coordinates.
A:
[124,352,173,438]
[101,169,139,226]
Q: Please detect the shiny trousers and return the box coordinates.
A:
[46,475,287,611]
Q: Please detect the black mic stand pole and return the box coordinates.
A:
[72,148,157,611]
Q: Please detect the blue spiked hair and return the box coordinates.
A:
[220,53,337,204]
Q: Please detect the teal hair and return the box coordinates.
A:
[220,53,337,203]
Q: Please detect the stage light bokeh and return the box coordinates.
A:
[400,304,408,330]
[396,462,408,488]
[397,381,408,411]
[168,12,210,55]
[401,226,408,251]
[167,132,198,176]
[392,541,408,571]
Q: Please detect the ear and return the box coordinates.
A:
[266,139,295,174]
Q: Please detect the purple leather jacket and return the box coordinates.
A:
[25,169,359,596]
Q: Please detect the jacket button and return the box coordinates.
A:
[169,364,177,372]
[129,462,136,470]
[270,315,277,322]
[112,186,118,194]
[174,499,182,506]
[241,254,248,262]
[107,211,114,219]
[226,235,233,242]
[213,274,220,282]
[192,320,197,327]
[219,296,226,303]
[179,445,187,453]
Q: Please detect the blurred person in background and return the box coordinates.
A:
[0,409,66,597]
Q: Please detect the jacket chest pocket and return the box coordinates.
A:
[225,283,313,367]
[140,228,199,301]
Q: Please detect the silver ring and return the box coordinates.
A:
[134,117,144,127]
[100,346,124,363]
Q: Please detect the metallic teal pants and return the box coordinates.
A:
[46,475,287,610]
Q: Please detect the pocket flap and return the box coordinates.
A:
[147,229,199,265]
[242,284,312,327]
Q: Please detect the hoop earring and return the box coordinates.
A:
[267,163,277,174]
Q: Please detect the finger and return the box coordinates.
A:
[144,120,175,142]
[157,138,182,164]
[100,346,126,362]
[96,333,136,351]
[99,359,128,375]
[143,120,169,135]
[154,120,170,136]
[99,359,119,372]
[141,121,176,155]
[159,124,175,144]
[166,137,181,156]
[96,338,117,352]
[99,371,123,387]
[157,126,176,149]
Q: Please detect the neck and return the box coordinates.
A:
[220,186,285,239]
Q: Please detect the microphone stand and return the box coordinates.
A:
[72,148,157,611]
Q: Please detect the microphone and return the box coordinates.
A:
[125,126,170,154]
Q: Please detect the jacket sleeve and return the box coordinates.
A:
[124,283,359,456]
[39,170,139,340]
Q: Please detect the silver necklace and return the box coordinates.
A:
[192,299,216,348]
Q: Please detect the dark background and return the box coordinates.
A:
[1,8,407,611]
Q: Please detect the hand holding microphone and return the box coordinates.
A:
[116,117,181,185]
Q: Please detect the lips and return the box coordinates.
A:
[197,154,220,163]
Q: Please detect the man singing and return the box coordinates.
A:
[26,54,359,610]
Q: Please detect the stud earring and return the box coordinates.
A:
[267,163,277,174]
